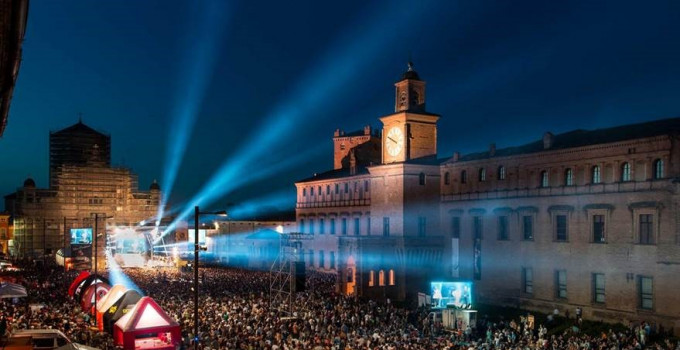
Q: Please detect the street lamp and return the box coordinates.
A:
[193,206,226,350]
[92,213,113,328]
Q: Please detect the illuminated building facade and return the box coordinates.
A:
[0,211,11,255]
[4,121,160,266]
[297,63,680,331]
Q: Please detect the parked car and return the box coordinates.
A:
[8,329,99,350]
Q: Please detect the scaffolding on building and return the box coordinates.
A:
[269,232,311,317]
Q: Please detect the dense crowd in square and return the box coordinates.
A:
[0,259,677,349]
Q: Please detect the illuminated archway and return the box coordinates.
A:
[345,255,356,296]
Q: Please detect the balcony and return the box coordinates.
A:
[296,198,370,209]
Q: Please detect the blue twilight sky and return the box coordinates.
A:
[1,0,679,217]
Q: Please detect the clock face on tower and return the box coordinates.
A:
[386,126,405,157]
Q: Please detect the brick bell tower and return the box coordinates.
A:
[381,62,440,164]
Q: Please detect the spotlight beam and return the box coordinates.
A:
[157,1,230,226]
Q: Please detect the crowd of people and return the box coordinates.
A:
[0,259,678,349]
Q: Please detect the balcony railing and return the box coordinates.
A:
[296,198,370,209]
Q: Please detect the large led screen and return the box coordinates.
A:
[70,228,93,245]
[431,281,473,309]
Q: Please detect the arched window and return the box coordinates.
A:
[389,269,395,286]
[498,166,506,180]
[564,168,573,186]
[592,165,601,184]
[368,270,375,287]
[419,172,426,185]
[378,270,385,286]
[479,168,486,182]
[621,162,631,182]
[653,159,664,179]
[540,171,549,188]
[444,172,450,185]
[461,170,467,184]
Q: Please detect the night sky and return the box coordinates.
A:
[1,0,679,217]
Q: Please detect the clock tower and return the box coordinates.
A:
[381,62,440,164]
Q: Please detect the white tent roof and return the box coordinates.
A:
[114,296,178,332]
[96,284,128,312]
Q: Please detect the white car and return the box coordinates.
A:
[10,329,99,350]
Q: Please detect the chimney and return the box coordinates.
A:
[334,129,341,137]
[452,152,460,162]
[543,132,554,149]
[489,143,496,157]
[364,125,371,135]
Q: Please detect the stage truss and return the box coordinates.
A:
[269,232,311,317]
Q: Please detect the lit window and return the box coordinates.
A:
[522,216,533,240]
[592,165,601,184]
[639,276,653,310]
[653,159,664,179]
[540,171,549,188]
[479,168,486,182]
[389,269,395,286]
[383,217,390,237]
[451,217,460,239]
[555,270,567,299]
[621,162,631,182]
[593,215,605,243]
[639,214,654,244]
[592,273,605,303]
[498,216,508,240]
[369,270,375,287]
[555,215,568,241]
[498,166,506,180]
[418,217,426,236]
[379,270,385,286]
[522,267,533,294]
[564,168,573,186]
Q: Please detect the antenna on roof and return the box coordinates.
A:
[78,112,83,124]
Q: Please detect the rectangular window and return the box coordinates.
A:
[326,185,330,195]
[330,251,336,269]
[354,218,360,236]
[639,276,653,310]
[522,216,533,240]
[555,215,568,241]
[451,217,460,239]
[341,218,347,235]
[383,217,390,237]
[592,273,605,303]
[639,214,654,244]
[418,216,426,237]
[364,180,369,192]
[319,218,325,235]
[330,218,336,235]
[299,219,305,234]
[555,270,567,299]
[366,217,371,236]
[308,249,313,267]
[593,215,605,243]
[335,184,339,194]
[344,183,349,193]
[522,267,533,294]
[309,219,315,235]
[311,187,314,196]
[319,250,325,269]
[498,216,509,240]
[473,217,482,239]
[369,271,374,287]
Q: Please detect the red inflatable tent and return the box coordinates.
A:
[80,282,110,312]
[113,297,180,350]
[68,271,90,297]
